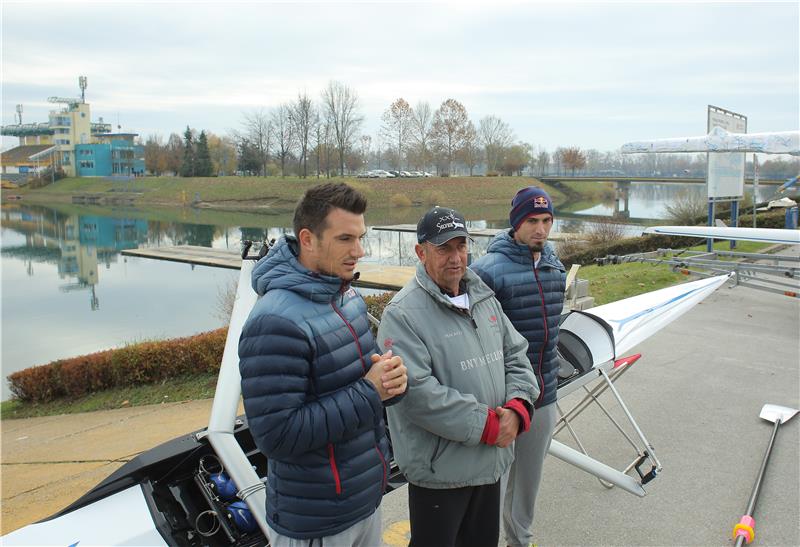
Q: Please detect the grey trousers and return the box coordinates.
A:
[501,402,558,547]
[266,507,382,547]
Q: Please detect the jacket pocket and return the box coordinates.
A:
[429,437,447,473]
[327,443,342,495]
[374,444,388,493]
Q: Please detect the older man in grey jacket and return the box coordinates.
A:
[377,206,538,547]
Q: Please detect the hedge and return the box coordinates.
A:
[8,328,227,403]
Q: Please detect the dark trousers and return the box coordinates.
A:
[407,480,501,547]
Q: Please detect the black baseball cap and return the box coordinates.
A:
[416,206,470,245]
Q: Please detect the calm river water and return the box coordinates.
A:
[0,182,777,399]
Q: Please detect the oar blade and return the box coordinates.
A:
[759,404,799,424]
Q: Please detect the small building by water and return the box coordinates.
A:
[0,77,144,178]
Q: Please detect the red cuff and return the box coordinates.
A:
[504,398,531,434]
[480,408,499,445]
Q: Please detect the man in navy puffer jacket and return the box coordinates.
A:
[239,183,408,546]
[470,186,565,547]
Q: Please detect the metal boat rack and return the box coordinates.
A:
[555,354,662,494]
[595,248,799,298]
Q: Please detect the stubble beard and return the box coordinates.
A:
[528,242,544,253]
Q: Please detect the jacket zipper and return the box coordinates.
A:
[533,265,548,406]
[327,443,342,495]
[331,301,367,373]
[374,444,388,492]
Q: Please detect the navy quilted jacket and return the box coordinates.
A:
[470,230,566,408]
[239,236,390,539]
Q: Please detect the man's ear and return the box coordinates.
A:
[297,228,315,253]
[414,243,426,262]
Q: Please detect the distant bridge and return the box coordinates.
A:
[537,176,785,185]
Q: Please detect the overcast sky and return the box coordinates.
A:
[2,1,798,153]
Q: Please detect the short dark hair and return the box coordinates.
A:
[293,182,367,237]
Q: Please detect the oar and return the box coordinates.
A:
[731,404,798,546]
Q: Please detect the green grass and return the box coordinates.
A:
[579,240,773,305]
[0,373,218,420]
[9,175,567,218]
[579,261,687,305]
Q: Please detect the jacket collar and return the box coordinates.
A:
[414,262,493,311]
[251,235,350,302]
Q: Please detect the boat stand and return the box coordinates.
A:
[595,248,799,298]
[554,354,662,493]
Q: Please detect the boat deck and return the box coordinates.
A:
[121,246,414,291]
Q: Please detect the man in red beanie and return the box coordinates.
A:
[470,186,566,547]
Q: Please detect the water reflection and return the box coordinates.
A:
[573,182,777,219]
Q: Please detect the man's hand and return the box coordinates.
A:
[365,350,407,401]
[494,406,521,448]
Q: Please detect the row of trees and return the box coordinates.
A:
[142,80,799,179]
[144,128,237,177]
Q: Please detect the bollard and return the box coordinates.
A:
[784,207,798,229]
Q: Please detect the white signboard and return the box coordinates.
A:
[707,106,746,199]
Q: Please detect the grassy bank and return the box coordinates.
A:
[1,373,219,420]
[6,175,568,215]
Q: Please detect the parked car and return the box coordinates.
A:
[423,171,433,177]
[369,169,394,178]
[399,171,412,178]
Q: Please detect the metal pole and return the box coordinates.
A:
[752,155,759,228]
[733,419,782,547]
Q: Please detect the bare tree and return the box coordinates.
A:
[502,142,532,176]
[381,98,413,169]
[360,135,371,171]
[166,133,183,175]
[291,92,316,178]
[459,121,481,176]
[553,147,566,175]
[562,147,587,176]
[431,98,470,176]
[478,115,514,174]
[242,109,272,176]
[410,101,434,171]
[271,104,296,178]
[321,81,364,176]
[536,148,550,176]
[144,134,167,175]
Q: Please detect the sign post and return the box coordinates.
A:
[706,105,747,250]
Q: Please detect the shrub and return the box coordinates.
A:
[423,190,446,207]
[390,193,412,207]
[363,291,396,336]
[486,171,500,177]
[664,191,706,225]
[585,218,627,246]
[364,291,395,321]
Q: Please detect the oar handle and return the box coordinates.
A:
[731,418,783,545]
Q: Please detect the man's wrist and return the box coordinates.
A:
[504,398,531,433]
[480,408,499,445]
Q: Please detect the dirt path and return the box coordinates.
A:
[0,399,240,535]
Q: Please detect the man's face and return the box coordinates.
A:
[307,208,366,281]
[416,237,468,291]
[513,213,553,252]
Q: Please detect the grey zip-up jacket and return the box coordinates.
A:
[377,263,538,489]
